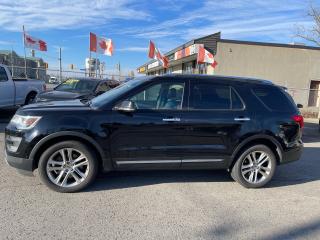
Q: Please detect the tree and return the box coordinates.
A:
[297,4,320,46]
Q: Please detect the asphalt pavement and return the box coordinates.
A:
[0,113,320,240]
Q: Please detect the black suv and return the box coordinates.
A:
[5,75,303,192]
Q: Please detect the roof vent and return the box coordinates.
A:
[290,42,306,46]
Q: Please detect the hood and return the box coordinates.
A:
[36,90,92,102]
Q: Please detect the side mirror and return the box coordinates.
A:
[113,100,136,112]
[297,103,303,109]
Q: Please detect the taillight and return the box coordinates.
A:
[43,84,47,92]
[292,115,304,128]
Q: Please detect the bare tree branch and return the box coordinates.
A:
[297,3,320,46]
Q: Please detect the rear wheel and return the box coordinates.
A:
[231,145,276,188]
[38,141,98,193]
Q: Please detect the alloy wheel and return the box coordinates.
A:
[46,148,89,188]
[241,151,272,184]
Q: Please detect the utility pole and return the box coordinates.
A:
[59,47,62,82]
[10,46,14,77]
[118,61,121,81]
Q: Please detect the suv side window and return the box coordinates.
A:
[0,67,8,82]
[190,82,243,110]
[129,82,185,110]
[252,86,296,112]
[231,88,244,109]
[96,82,111,93]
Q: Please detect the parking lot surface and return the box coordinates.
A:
[0,112,320,240]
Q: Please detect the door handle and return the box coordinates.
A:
[163,117,181,122]
[234,117,251,121]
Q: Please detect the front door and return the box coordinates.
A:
[110,79,187,169]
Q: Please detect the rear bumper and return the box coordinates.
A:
[279,141,303,165]
[5,150,34,176]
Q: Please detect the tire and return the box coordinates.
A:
[25,92,37,105]
[231,145,276,188]
[38,141,98,193]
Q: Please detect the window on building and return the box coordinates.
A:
[129,82,185,110]
[183,62,193,74]
[198,63,207,74]
[308,80,320,107]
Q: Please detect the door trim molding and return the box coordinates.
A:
[116,159,224,165]
[116,160,181,165]
[182,159,223,163]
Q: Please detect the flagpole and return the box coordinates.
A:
[22,25,27,78]
[89,33,91,77]
[95,52,98,78]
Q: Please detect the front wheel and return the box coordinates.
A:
[38,141,98,193]
[231,145,276,188]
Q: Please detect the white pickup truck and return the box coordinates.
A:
[0,64,46,109]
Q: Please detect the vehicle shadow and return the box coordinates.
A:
[85,169,232,192]
[85,145,320,192]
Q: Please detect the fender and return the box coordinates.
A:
[230,134,283,165]
[29,131,112,171]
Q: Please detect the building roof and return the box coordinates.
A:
[219,39,320,51]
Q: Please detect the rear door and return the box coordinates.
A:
[180,79,252,169]
[110,78,188,169]
[0,66,14,108]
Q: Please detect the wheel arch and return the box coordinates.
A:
[30,131,112,172]
[24,91,38,104]
[229,134,283,170]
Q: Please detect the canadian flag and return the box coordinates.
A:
[24,33,47,51]
[90,32,113,56]
[197,46,217,68]
[148,40,168,68]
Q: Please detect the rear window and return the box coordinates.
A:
[252,86,296,112]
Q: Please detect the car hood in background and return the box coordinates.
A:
[36,90,92,102]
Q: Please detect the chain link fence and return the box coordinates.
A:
[8,65,131,82]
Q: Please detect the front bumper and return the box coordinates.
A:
[5,150,34,176]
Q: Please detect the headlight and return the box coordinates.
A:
[10,115,42,130]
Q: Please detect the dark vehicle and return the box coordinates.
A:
[5,75,303,192]
[36,77,119,102]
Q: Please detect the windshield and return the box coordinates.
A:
[55,78,98,93]
[90,77,151,108]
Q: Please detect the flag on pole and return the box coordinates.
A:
[90,32,113,56]
[23,32,47,51]
[197,46,217,68]
[148,40,168,68]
